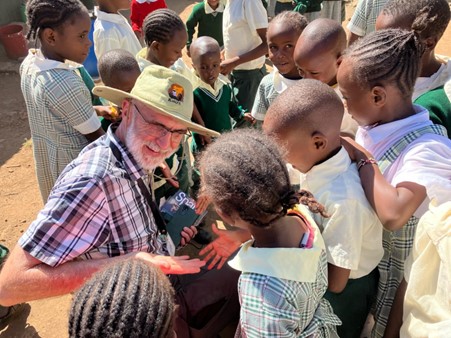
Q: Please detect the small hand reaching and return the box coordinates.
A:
[158,161,179,188]
[136,253,205,274]
[243,113,256,125]
[180,225,198,247]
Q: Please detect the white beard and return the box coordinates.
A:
[125,126,175,171]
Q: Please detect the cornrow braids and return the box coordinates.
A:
[381,0,450,39]
[199,129,326,228]
[25,0,88,40]
[143,8,186,46]
[69,260,175,338]
[270,10,308,35]
[343,28,424,98]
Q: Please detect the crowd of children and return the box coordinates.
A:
[11,0,451,336]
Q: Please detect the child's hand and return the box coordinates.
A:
[158,161,179,188]
[199,224,250,270]
[180,226,198,247]
[341,136,372,162]
[199,134,212,146]
[220,57,239,75]
[195,195,211,215]
[94,105,121,121]
[243,113,256,125]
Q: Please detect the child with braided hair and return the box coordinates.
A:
[69,260,176,338]
[337,28,451,337]
[263,79,384,338]
[198,129,340,337]
[375,0,451,137]
[21,0,104,202]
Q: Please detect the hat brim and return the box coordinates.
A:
[93,86,220,137]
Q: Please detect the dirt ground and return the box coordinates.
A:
[0,1,450,337]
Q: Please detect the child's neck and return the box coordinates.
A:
[98,3,120,14]
[379,101,417,125]
[313,144,341,168]
[420,50,442,78]
[146,49,162,67]
[251,216,307,249]
[40,45,65,63]
[281,72,302,80]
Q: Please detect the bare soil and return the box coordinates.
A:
[0,1,450,337]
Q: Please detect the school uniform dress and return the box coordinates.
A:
[223,0,268,111]
[93,7,142,61]
[186,1,224,50]
[229,205,341,338]
[300,147,384,338]
[356,105,451,338]
[400,201,451,338]
[130,0,167,34]
[20,49,101,202]
[347,0,389,37]
[251,69,300,122]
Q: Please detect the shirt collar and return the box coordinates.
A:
[272,68,300,94]
[356,105,431,146]
[205,1,225,14]
[300,147,350,193]
[228,205,325,283]
[94,7,128,24]
[196,74,230,96]
[24,49,81,73]
[107,125,146,182]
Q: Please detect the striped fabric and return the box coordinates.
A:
[347,0,389,36]
[20,52,100,201]
[235,252,340,338]
[19,126,167,267]
[372,124,447,337]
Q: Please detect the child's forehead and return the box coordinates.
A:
[268,22,300,39]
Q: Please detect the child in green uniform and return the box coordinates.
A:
[186,0,224,54]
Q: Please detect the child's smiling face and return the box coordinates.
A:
[267,22,302,79]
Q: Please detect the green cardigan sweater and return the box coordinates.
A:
[186,2,223,49]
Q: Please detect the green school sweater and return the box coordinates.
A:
[293,0,323,13]
[186,2,223,49]
[414,85,451,138]
[191,84,244,153]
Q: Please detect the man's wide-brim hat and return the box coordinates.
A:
[93,65,220,137]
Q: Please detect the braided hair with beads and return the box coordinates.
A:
[343,28,425,98]
[69,260,175,338]
[142,8,186,46]
[199,129,328,229]
[25,0,89,41]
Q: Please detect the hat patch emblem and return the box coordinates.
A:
[168,84,184,104]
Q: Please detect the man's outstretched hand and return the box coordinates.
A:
[136,253,205,275]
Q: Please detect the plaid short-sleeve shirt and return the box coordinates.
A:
[19,126,167,267]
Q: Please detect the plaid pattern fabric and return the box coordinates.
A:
[347,0,389,36]
[235,251,340,338]
[20,58,100,201]
[251,73,279,121]
[19,127,166,267]
[372,124,446,337]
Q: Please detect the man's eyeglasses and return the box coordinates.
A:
[133,104,191,142]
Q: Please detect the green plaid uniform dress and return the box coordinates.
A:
[372,124,447,337]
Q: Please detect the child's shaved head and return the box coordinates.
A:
[296,18,347,58]
[264,79,344,136]
[189,36,221,64]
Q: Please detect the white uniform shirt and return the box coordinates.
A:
[300,147,384,279]
[93,7,142,60]
[223,0,268,70]
[356,105,451,218]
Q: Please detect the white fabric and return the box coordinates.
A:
[136,0,158,3]
[229,204,325,282]
[273,68,299,94]
[196,74,230,96]
[93,7,142,60]
[445,79,451,102]
[400,201,451,338]
[300,147,384,279]
[413,57,451,101]
[205,0,225,14]
[356,105,451,218]
[223,0,268,70]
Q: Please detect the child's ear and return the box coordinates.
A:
[312,132,327,151]
[424,36,438,51]
[150,40,160,52]
[371,86,386,106]
[41,28,57,46]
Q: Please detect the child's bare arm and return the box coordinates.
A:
[341,137,426,231]
[384,278,407,338]
[327,263,351,293]
[220,28,268,75]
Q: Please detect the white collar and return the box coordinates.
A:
[356,105,431,146]
[135,0,159,3]
[205,1,225,14]
[94,7,128,24]
[228,205,325,283]
[24,49,81,73]
[272,68,301,94]
[196,74,230,96]
[300,147,351,193]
